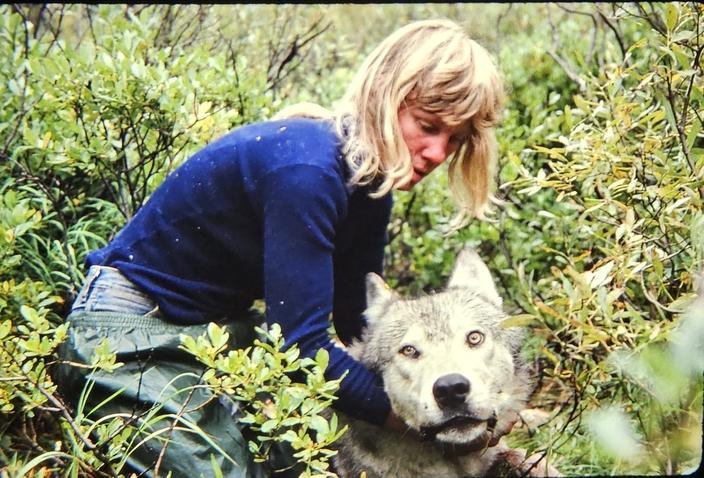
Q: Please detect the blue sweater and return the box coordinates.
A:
[87,118,392,424]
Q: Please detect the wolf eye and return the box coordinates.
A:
[466,331,484,347]
[399,345,421,359]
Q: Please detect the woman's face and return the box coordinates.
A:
[397,105,468,190]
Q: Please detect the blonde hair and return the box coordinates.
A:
[275,19,505,228]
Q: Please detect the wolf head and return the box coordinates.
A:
[353,247,532,447]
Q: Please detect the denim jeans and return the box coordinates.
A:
[56,266,296,478]
[70,265,163,316]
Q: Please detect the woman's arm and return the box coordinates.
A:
[257,163,391,425]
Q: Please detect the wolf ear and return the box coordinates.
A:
[365,273,397,309]
[448,247,502,307]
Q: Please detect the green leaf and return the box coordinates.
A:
[210,453,224,478]
[207,322,229,352]
[686,116,701,151]
[19,305,40,325]
[500,314,540,328]
[665,3,679,31]
[588,261,615,289]
[657,92,678,132]
[0,320,11,339]
[668,293,696,313]
[260,419,278,434]
[309,414,329,436]
[180,334,196,353]
[573,94,592,113]
[314,348,329,370]
[672,30,695,43]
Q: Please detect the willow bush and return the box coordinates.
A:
[1,5,342,477]
[386,3,703,475]
[506,4,703,475]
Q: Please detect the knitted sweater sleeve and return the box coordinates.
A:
[258,164,391,425]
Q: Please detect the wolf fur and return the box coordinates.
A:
[334,247,555,477]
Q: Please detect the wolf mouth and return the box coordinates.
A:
[419,414,488,441]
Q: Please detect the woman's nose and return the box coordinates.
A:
[422,137,450,165]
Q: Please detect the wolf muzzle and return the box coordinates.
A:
[433,373,471,409]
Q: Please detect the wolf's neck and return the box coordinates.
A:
[336,418,499,478]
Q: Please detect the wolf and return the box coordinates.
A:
[334,247,557,477]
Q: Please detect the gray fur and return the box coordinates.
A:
[335,247,553,477]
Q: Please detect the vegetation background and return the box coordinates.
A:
[1,3,702,476]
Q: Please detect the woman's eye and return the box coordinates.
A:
[417,120,439,134]
[466,331,485,347]
[399,345,421,359]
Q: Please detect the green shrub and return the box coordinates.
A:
[493,3,702,475]
[383,3,702,475]
[0,5,340,476]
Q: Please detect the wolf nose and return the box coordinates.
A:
[433,373,470,409]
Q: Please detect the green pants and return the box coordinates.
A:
[56,310,296,478]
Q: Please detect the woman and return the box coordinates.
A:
[58,18,504,477]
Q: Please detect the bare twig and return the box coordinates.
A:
[153,370,209,477]
[633,3,668,37]
[265,9,331,96]
[546,6,587,93]
[227,39,248,119]
[596,7,628,61]
[547,52,588,93]
[664,56,704,200]
[36,384,118,476]
[0,6,40,161]
[85,3,98,46]
[152,4,174,50]
[494,3,513,54]
[585,13,598,64]
[555,3,593,17]
[0,337,119,476]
